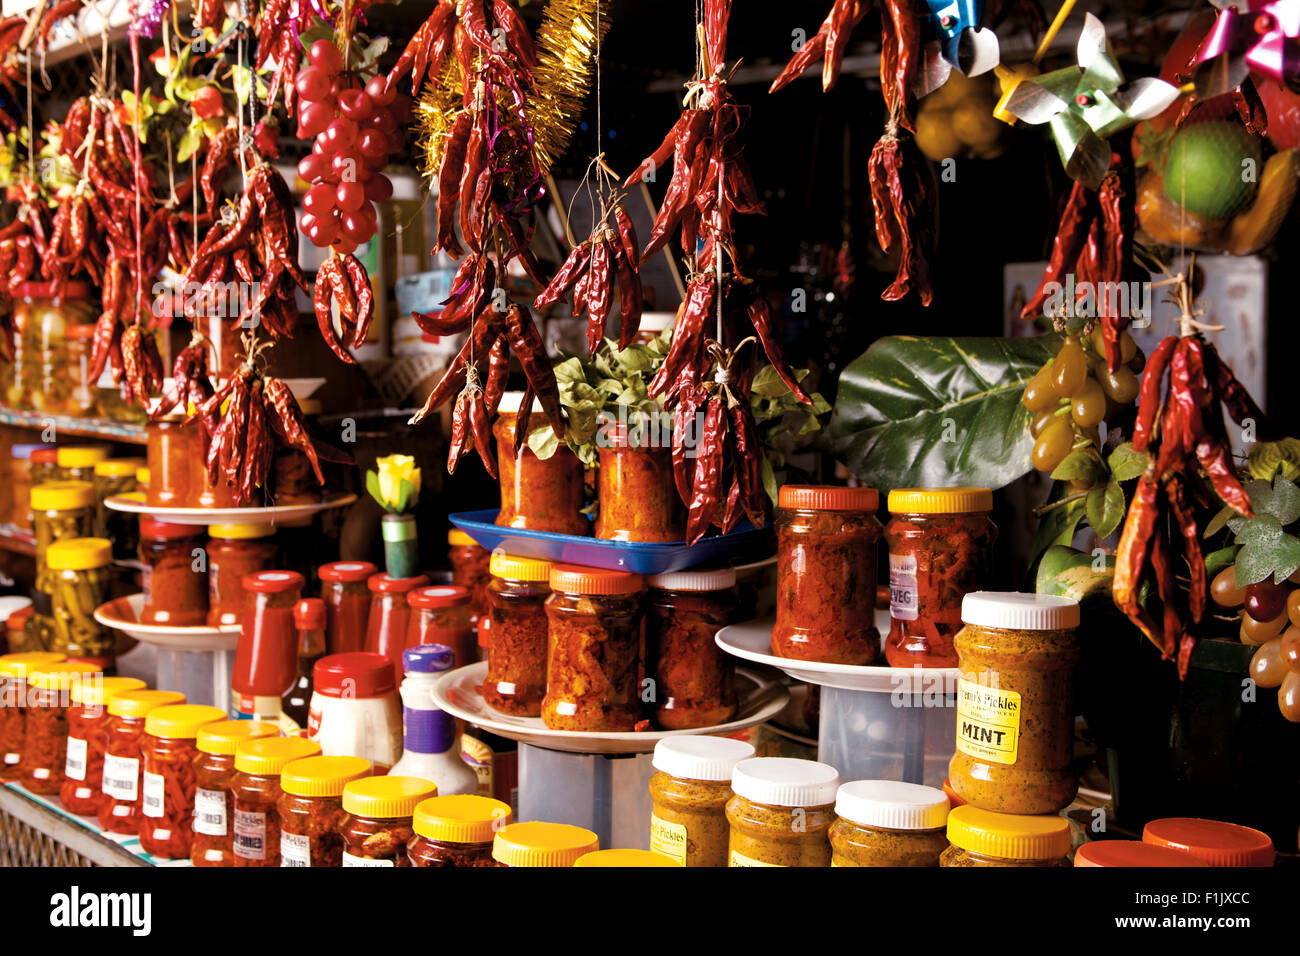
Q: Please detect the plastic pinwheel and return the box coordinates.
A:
[917,0,1001,95]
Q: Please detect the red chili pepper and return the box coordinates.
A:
[585,236,612,352]
[685,398,727,545]
[436,112,472,258]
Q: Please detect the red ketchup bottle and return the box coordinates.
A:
[318,561,378,655]
[364,573,429,685]
[232,571,305,722]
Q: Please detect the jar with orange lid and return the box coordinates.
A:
[1141,817,1275,867]
[364,572,430,685]
[493,392,588,535]
[644,568,738,729]
[231,736,323,866]
[1075,840,1209,867]
[725,757,840,867]
[46,538,114,664]
[138,518,207,626]
[92,458,144,558]
[339,776,438,866]
[138,704,225,858]
[448,528,490,627]
[542,565,644,732]
[407,794,512,867]
[190,720,280,867]
[593,423,684,542]
[0,652,65,780]
[574,848,678,867]
[4,605,33,653]
[491,821,599,867]
[64,322,98,416]
[277,755,373,867]
[483,553,552,716]
[98,689,187,833]
[405,585,475,666]
[773,484,882,664]
[58,676,146,815]
[940,806,1072,867]
[29,446,60,487]
[318,561,378,655]
[18,662,102,794]
[32,481,95,596]
[206,523,277,626]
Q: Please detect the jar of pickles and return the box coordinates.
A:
[0,652,65,780]
[58,676,146,816]
[829,780,950,867]
[56,445,109,484]
[145,416,205,508]
[649,736,755,867]
[644,568,737,729]
[138,704,226,858]
[30,446,60,486]
[7,443,53,531]
[405,585,475,666]
[191,720,280,867]
[46,538,114,664]
[542,565,644,732]
[231,736,323,866]
[278,755,373,867]
[491,821,599,867]
[318,561,378,655]
[482,553,552,716]
[32,481,94,595]
[594,426,684,541]
[339,776,438,866]
[18,662,102,794]
[206,523,277,626]
[493,392,588,535]
[65,322,98,416]
[98,689,187,834]
[772,485,882,664]
[884,488,997,668]
[92,458,144,558]
[364,572,430,685]
[448,529,491,627]
[139,518,207,626]
[939,806,1072,867]
[408,794,512,867]
[725,758,840,867]
[19,282,95,415]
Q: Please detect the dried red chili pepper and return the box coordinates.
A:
[686,399,727,544]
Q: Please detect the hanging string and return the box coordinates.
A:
[25,47,34,184]
[130,28,144,324]
[235,0,248,187]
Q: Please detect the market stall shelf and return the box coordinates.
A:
[103,492,358,527]
[0,783,183,867]
[0,407,147,444]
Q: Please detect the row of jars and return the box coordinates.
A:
[1,282,100,417]
[13,445,140,541]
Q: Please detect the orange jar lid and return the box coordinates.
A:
[1075,840,1210,867]
[778,484,878,512]
[548,564,643,596]
[1142,817,1275,867]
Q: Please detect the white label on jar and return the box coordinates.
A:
[32,767,49,780]
[342,852,394,867]
[193,788,227,836]
[889,553,919,621]
[233,809,267,860]
[64,736,88,781]
[101,754,139,801]
[649,814,687,865]
[141,771,165,817]
[729,850,783,867]
[281,832,311,867]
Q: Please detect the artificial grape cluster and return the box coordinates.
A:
[294,39,410,253]
[1023,326,1145,473]
[1214,564,1300,722]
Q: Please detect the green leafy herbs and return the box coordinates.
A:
[1206,475,1300,585]
[751,365,830,504]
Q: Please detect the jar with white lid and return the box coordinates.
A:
[389,645,478,795]
[649,735,755,867]
[829,780,950,866]
[725,757,840,867]
[307,651,402,773]
[644,568,738,729]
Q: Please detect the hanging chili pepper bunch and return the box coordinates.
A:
[257,0,304,116]
[0,15,28,129]
[152,331,216,420]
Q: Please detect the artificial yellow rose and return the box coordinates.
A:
[374,454,421,512]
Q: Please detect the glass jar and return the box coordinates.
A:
[1074,840,1210,867]
[8,443,54,531]
[541,565,644,732]
[206,523,277,626]
[0,652,65,780]
[884,488,997,668]
[23,282,95,415]
[282,599,326,732]
[493,394,589,535]
[829,780,950,867]
[55,444,110,484]
[145,417,205,508]
[31,481,94,596]
[725,757,839,867]
[318,561,378,655]
[649,736,755,867]
[97,689,187,833]
[364,572,429,685]
[272,447,321,505]
[138,518,207,626]
[308,652,402,772]
[191,720,280,867]
[773,485,882,664]
[277,754,372,867]
[594,427,684,541]
[231,736,323,866]
[482,554,553,716]
[948,592,1081,815]
[138,704,226,858]
[5,605,33,653]
[339,776,438,867]
[30,446,61,487]
[574,849,678,866]
[46,538,114,664]
[1141,817,1275,867]
[448,529,491,629]
[491,821,599,867]
[18,662,102,794]
[58,675,146,815]
[644,569,737,729]
[408,794,511,867]
[231,570,305,721]
[3,286,36,408]
[92,458,144,559]
[939,805,1072,867]
[65,322,98,416]
[405,585,475,667]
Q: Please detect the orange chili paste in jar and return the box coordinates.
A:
[98,690,187,833]
[405,585,475,666]
[19,662,102,794]
[138,518,208,626]
[206,523,277,626]
[644,568,737,729]
[594,425,684,542]
[339,776,438,867]
[231,736,322,866]
[58,676,145,815]
[448,529,491,628]
[407,794,511,867]
[492,392,588,536]
[138,704,225,858]
[278,755,373,867]
[482,554,552,716]
[191,720,280,867]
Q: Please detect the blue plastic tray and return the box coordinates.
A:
[447,509,774,574]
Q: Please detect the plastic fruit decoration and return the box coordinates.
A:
[1163,121,1262,218]
[916,71,1008,160]
[1187,0,1300,128]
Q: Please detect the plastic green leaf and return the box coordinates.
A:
[526,425,560,461]
[1108,442,1147,482]
[1086,478,1125,539]
[365,469,383,507]
[1051,447,1106,484]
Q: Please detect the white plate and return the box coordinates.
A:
[94,594,240,652]
[715,617,960,693]
[432,663,788,755]
[103,492,357,526]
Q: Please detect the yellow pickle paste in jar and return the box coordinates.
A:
[726,757,840,867]
[940,805,1072,867]
[829,780,950,867]
[649,735,755,867]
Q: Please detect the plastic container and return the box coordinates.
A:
[725,757,840,867]
[138,704,226,858]
[491,821,599,867]
[574,848,678,866]
[232,570,305,721]
[407,794,512,867]
[448,528,491,628]
[58,675,146,815]
[318,561,378,655]
[0,652,66,779]
[339,776,438,866]
[18,662,102,794]
[206,523,277,626]
[594,429,683,542]
[940,805,1072,867]
[145,417,203,508]
[98,689,187,834]
[55,445,110,484]
[308,651,402,772]
[493,393,588,536]
[138,518,207,626]
[364,572,430,685]
[829,780,950,867]
[31,481,94,595]
[231,736,323,866]
[191,720,280,867]
[405,585,474,666]
[482,553,553,716]
[92,458,144,558]
[1074,840,1210,867]
[45,538,114,663]
[17,283,95,415]
[644,568,737,729]
[649,736,755,867]
[1141,817,1275,867]
[65,322,98,416]
[278,755,373,867]
[390,645,478,794]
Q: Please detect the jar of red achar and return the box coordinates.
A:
[406,585,475,667]
[191,720,280,867]
[493,391,589,536]
[542,565,644,732]
[98,689,186,833]
[772,485,882,665]
[138,518,207,626]
[594,423,684,542]
[407,793,512,867]
[0,652,65,781]
[491,821,599,867]
[482,553,553,716]
[448,529,490,627]
[232,570,305,722]
[318,560,377,655]
[138,704,225,858]
[884,487,997,668]
[58,675,145,815]
[278,755,373,867]
[206,523,277,626]
[365,572,430,685]
[231,735,322,866]
[644,568,737,729]
[19,662,102,794]
[145,416,204,508]
[339,775,438,866]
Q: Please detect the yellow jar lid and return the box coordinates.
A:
[207,522,276,539]
[412,795,511,843]
[26,661,102,690]
[195,720,280,755]
[56,446,110,468]
[573,849,678,867]
[491,821,599,867]
[448,529,477,547]
[108,689,187,719]
[342,776,438,818]
[46,538,113,570]
[144,704,226,739]
[70,676,146,706]
[489,552,553,582]
[945,806,1071,861]
[136,466,150,485]
[235,736,321,775]
[887,487,993,514]
[0,651,65,677]
[93,457,145,478]
[281,755,373,797]
[31,480,94,511]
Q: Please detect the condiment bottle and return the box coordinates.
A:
[339,776,438,867]
[98,689,187,834]
[447,529,490,629]
[828,780,951,867]
[365,572,430,685]
[491,821,599,867]
[308,651,402,772]
[19,662,102,794]
[232,570,306,722]
[405,585,475,666]
[58,675,146,815]
[644,568,738,729]
[282,598,327,732]
[574,849,679,867]
[191,720,280,867]
[649,735,755,867]
[206,523,277,626]
[408,794,511,867]
[482,552,553,716]
[138,518,208,626]
[725,757,840,867]
[948,592,1081,814]
[278,755,373,867]
[318,560,378,655]
[0,652,66,779]
[231,736,322,866]
[940,805,1072,867]
[390,645,478,794]
[1074,840,1209,867]
[1141,817,1275,867]
[138,704,225,858]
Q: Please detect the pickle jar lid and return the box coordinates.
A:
[56,445,110,469]
[447,529,478,547]
[318,561,378,583]
[26,661,102,691]
[730,757,840,808]
[46,538,113,570]
[573,849,678,867]
[367,572,430,593]
[10,443,53,460]
[491,821,599,867]
[139,517,200,540]
[834,780,950,831]
[1075,840,1210,867]
[195,720,280,755]
[70,676,146,707]
[109,689,186,718]
[412,794,511,843]
[207,522,276,539]
[235,736,321,775]
[281,755,373,797]
[548,564,643,596]
[144,704,226,739]
[0,652,65,678]
[489,552,552,582]
[1142,817,1275,867]
[647,567,737,591]
[135,466,150,486]
[945,806,1071,861]
[30,447,59,464]
[93,457,146,478]
[961,591,1080,631]
[887,487,993,514]
[652,736,755,782]
[778,484,878,512]
[342,775,437,818]
[242,570,306,594]
[407,585,469,609]
[31,481,95,511]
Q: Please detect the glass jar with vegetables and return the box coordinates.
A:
[492,392,589,536]
[594,424,683,542]
[339,776,438,867]
[278,755,373,867]
[45,538,115,665]
[483,553,552,716]
[191,720,280,867]
[644,568,737,729]
[58,676,146,816]
[231,736,322,867]
[56,445,109,484]
[65,322,98,416]
[138,704,226,858]
[31,481,95,596]
[92,458,144,559]
[19,662,102,794]
[138,519,207,627]
[98,689,187,834]
[0,652,65,781]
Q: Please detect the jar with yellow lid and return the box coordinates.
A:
[138,704,225,858]
[883,487,997,668]
[0,652,65,780]
[491,821,599,867]
[56,445,110,484]
[829,780,950,867]
[91,458,144,556]
[46,538,114,664]
[948,592,1081,814]
[18,662,102,794]
[98,689,187,833]
[574,848,679,867]
[649,735,755,867]
[31,481,94,596]
[135,466,150,499]
[277,755,373,867]
[231,736,322,866]
[448,528,491,628]
[483,553,552,715]
[940,805,1072,867]
[191,720,280,867]
[726,757,840,867]
[58,676,146,816]
[206,523,277,626]
[407,793,512,867]
[339,776,438,866]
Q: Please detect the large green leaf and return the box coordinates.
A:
[829,335,1061,492]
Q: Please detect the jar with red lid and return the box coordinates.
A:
[138,518,208,626]
[365,572,430,685]
[4,607,34,653]
[98,689,187,833]
[308,652,403,772]
[277,755,373,867]
[493,392,589,535]
[191,720,280,867]
[138,704,226,858]
[406,585,474,667]
[1074,840,1209,867]
[1142,817,1275,867]
[232,570,305,721]
[448,529,490,627]
[483,554,553,716]
[206,523,277,626]
[231,736,322,866]
[19,662,102,794]
[408,794,511,867]
[58,676,146,815]
[644,568,738,729]
[594,424,684,542]
[0,652,65,779]
[773,485,882,664]
[318,561,378,655]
